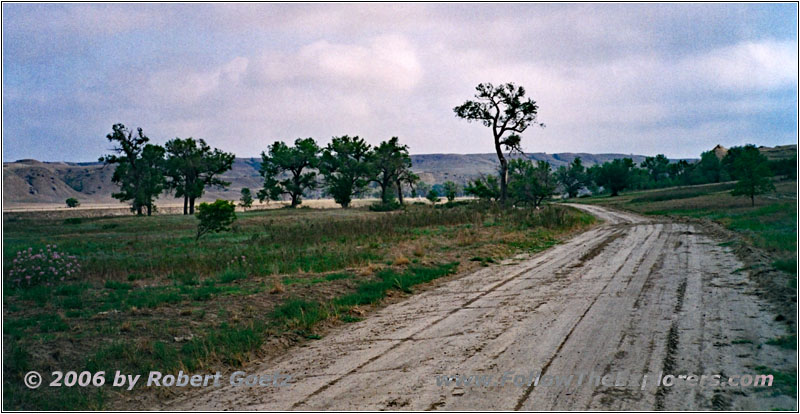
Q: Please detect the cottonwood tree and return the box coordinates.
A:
[508,159,556,207]
[369,137,412,205]
[729,145,775,206]
[590,158,635,197]
[100,124,166,216]
[555,157,587,198]
[165,137,235,215]
[465,175,501,202]
[454,83,544,206]
[641,154,670,183]
[443,181,459,202]
[395,169,420,205]
[319,136,372,208]
[692,150,726,184]
[259,138,320,208]
[239,187,254,210]
[426,188,440,205]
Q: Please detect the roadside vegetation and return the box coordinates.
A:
[3,202,594,410]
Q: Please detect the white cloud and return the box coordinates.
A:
[687,40,798,90]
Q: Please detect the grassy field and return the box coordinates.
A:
[2,201,595,410]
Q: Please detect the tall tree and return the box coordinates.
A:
[442,181,459,202]
[555,157,587,198]
[259,138,320,208]
[692,150,725,184]
[591,158,634,197]
[319,136,372,208]
[369,137,412,204]
[100,124,166,216]
[453,83,544,206]
[239,187,254,211]
[395,169,420,205]
[668,159,691,184]
[508,159,556,207]
[464,175,501,202]
[165,138,235,215]
[729,145,775,206]
[641,154,670,183]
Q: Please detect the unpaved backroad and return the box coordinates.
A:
[169,204,796,411]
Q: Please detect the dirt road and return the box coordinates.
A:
[169,204,796,411]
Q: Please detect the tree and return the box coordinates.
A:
[100,124,166,216]
[729,145,775,206]
[591,158,634,197]
[65,198,80,208]
[426,189,440,205]
[369,137,412,205]
[641,154,670,183]
[443,181,459,202]
[164,138,235,215]
[259,138,320,208]
[195,200,237,241]
[454,83,544,206]
[319,136,372,208]
[555,157,587,198]
[395,169,420,205]
[691,150,725,184]
[464,175,501,202]
[508,159,556,207]
[769,157,797,180]
[415,181,431,199]
[239,187,254,210]
[668,159,691,184]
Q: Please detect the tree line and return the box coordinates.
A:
[99,124,421,215]
[257,135,419,209]
[462,144,788,207]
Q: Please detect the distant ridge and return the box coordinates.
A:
[4,145,793,206]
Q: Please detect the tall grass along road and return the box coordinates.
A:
[169,204,795,411]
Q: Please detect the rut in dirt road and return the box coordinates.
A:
[168,204,796,411]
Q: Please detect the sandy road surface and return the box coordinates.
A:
[168,204,795,411]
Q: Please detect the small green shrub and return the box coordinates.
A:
[369,200,402,211]
[195,200,237,241]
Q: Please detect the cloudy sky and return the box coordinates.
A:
[2,3,797,161]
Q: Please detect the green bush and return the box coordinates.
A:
[369,199,402,211]
[195,200,237,240]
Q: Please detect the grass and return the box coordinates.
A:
[765,334,797,350]
[754,365,797,397]
[3,202,595,410]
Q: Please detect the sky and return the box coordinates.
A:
[2,3,797,161]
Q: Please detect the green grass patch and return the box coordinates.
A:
[773,258,797,275]
[765,334,796,350]
[754,365,797,397]
[335,262,458,307]
[216,268,247,283]
[271,298,328,330]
